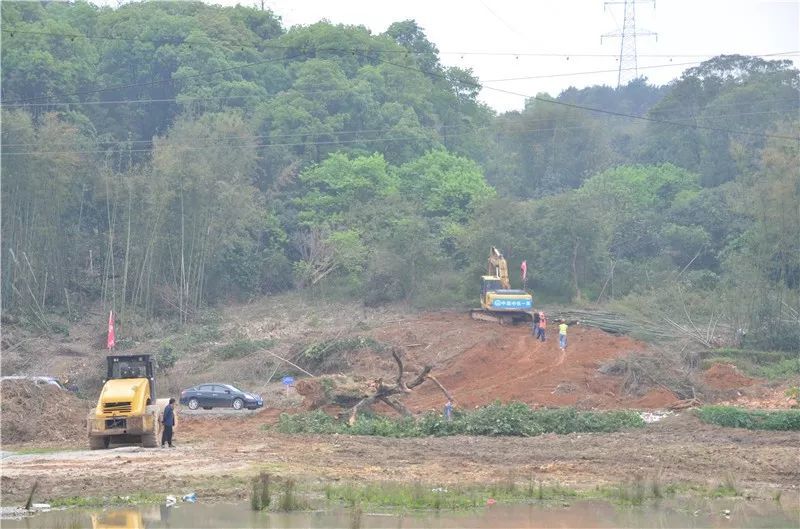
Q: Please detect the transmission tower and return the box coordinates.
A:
[602,0,657,87]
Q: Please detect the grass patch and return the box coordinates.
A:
[9,447,81,455]
[713,473,741,497]
[277,402,645,437]
[696,406,800,430]
[699,348,800,379]
[324,480,578,510]
[215,338,276,360]
[277,478,307,511]
[250,472,271,511]
[48,492,162,508]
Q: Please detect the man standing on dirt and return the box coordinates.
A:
[537,312,546,341]
[161,398,176,448]
[558,320,568,350]
[532,311,541,337]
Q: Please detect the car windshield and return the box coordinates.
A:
[223,384,243,393]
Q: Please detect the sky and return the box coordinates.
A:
[105,0,799,112]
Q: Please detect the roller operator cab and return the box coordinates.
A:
[87,354,168,449]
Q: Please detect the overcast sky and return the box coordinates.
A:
[106,0,799,112]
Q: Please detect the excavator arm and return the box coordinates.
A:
[487,247,511,289]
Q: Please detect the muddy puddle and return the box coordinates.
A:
[3,498,799,529]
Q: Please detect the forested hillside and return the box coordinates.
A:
[2,2,798,351]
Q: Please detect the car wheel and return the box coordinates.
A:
[232,398,244,410]
[187,398,199,410]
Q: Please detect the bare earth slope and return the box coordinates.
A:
[2,304,797,504]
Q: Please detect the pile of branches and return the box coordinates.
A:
[0,380,90,444]
[599,350,702,400]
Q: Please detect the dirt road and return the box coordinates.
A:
[2,411,797,505]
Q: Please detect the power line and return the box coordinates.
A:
[356,51,800,142]
[3,52,795,108]
[3,109,789,149]
[3,28,796,59]
[5,107,797,155]
[484,59,703,82]
[2,29,797,141]
[2,60,700,107]
[481,51,797,82]
[0,122,647,156]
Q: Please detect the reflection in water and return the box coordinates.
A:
[92,509,144,529]
[4,498,799,529]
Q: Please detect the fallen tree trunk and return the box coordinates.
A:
[294,347,451,424]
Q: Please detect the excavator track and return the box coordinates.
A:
[470,309,519,325]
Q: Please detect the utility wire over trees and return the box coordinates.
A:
[1,1,797,352]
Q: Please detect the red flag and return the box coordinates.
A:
[520,260,528,281]
[107,310,115,350]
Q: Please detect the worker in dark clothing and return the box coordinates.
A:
[532,311,541,337]
[161,398,176,448]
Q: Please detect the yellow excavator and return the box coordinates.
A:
[470,247,533,325]
[87,354,170,449]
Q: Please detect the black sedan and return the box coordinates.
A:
[179,383,263,410]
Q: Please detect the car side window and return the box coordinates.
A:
[212,385,225,393]
[198,385,212,392]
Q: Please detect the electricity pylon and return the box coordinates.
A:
[602,0,657,87]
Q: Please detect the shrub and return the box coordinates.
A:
[277,478,306,511]
[250,472,271,511]
[698,348,799,380]
[276,403,645,437]
[215,339,275,360]
[302,336,384,365]
[696,406,800,431]
[277,410,338,434]
[463,401,543,436]
[156,343,178,371]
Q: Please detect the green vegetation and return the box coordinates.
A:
[700,348,800,379]
[322,477,744,510]
[1,2,797,354]
[324,480,577,510]
[786,387,800,407]
[277,478,307,511]
[696,406,800,430]
[215,338,276,360]
[276,402,645,437]
[301,336,385,365]
[250,472,271,511]
[48,493,163,508]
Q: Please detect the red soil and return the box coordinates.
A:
[369,314,679,411]
[703,362,757,391]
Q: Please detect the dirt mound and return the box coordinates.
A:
[703,362,757,391]
[372,315,680,411]
[721,385,798,409]
[0,379,91,445]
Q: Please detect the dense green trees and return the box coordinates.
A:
[1,3,798,350]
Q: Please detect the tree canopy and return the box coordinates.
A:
[2,3,798,351]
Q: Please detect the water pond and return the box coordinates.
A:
[3,498,798,528]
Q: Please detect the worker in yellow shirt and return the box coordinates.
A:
[558,320,568,350]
